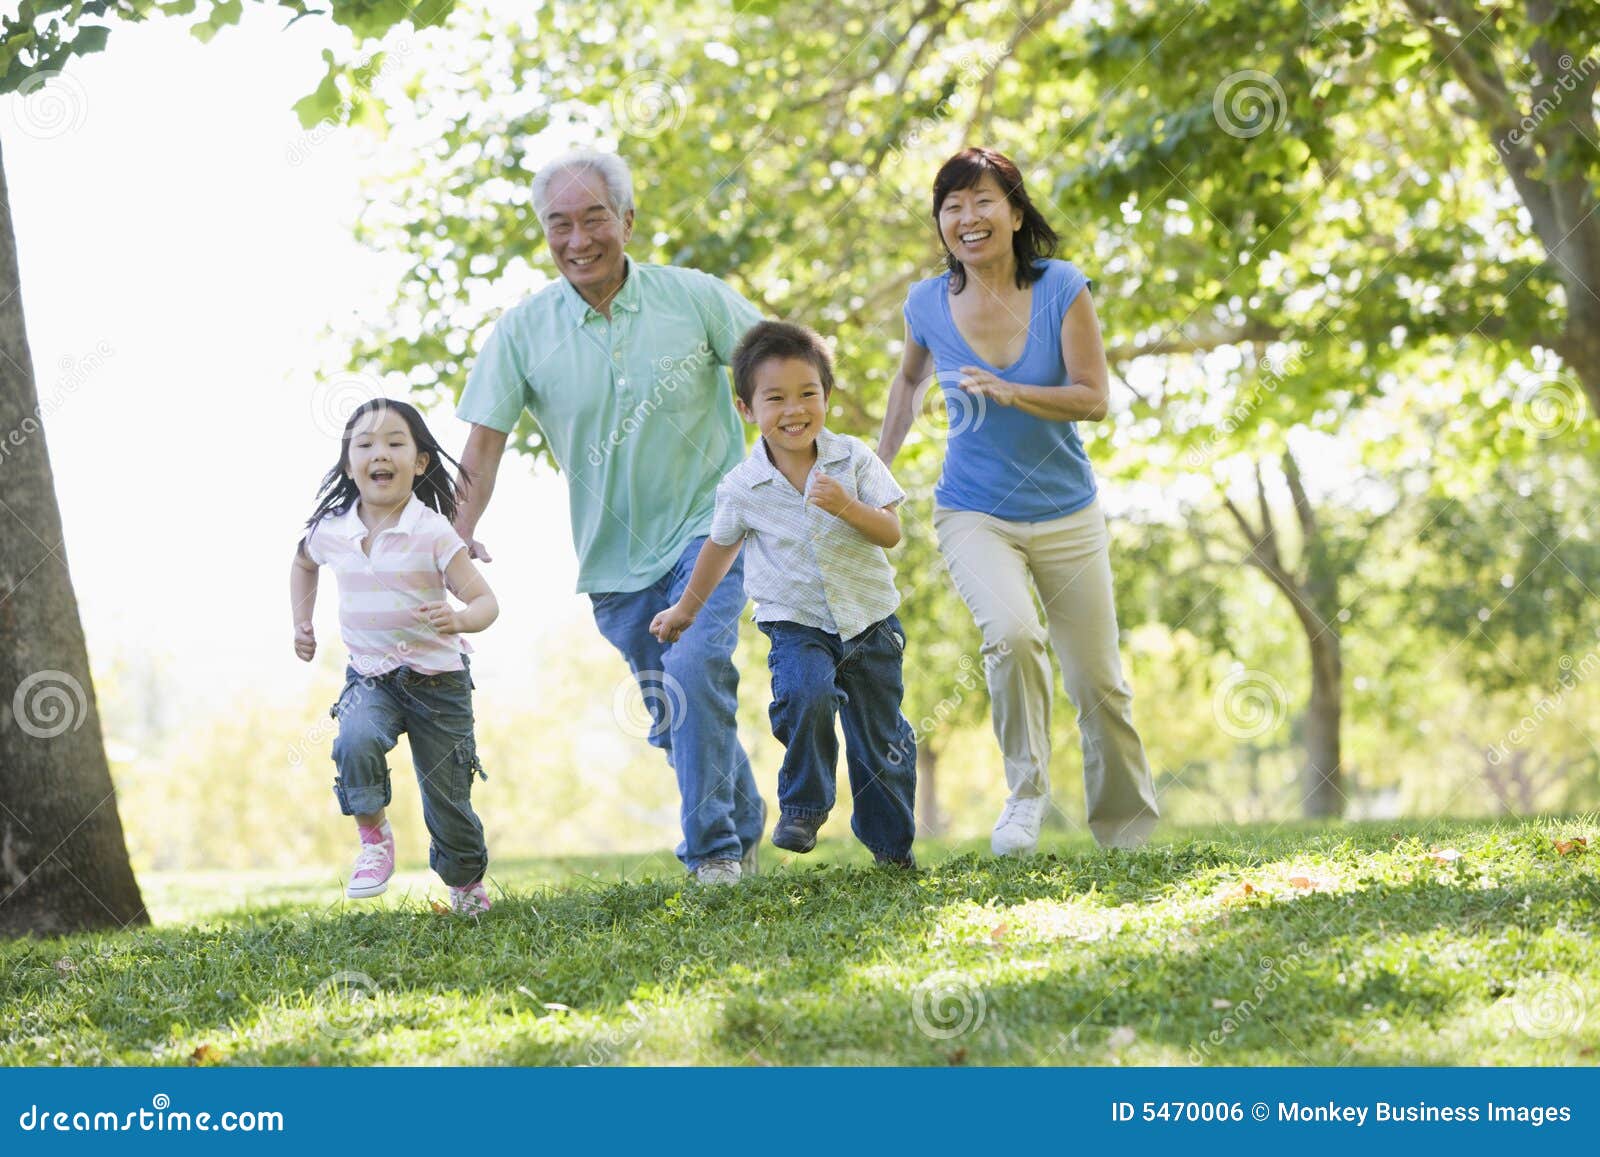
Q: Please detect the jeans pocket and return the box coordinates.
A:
[454,732,487,786]
[329,672,362,720]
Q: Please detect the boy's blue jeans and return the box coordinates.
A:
[329,660,488,887]
[589,536,765,870]
[759,614,918,860]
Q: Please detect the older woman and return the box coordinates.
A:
[879,147,1159,855]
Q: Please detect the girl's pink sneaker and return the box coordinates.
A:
[449,880,491,915]
[346,825,395,898]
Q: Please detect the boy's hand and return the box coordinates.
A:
[806,472,851,516]
[416,601,461,635]
[650,603,696,644]
[294,622,316,662]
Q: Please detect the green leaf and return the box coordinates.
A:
[291,49,342,128]
[69,24,108,55]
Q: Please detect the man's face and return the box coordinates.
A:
[542,168,634,297]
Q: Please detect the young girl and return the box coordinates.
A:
[290,398,500,914]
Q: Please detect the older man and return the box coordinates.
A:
[454,148,766,883]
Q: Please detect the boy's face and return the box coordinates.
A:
[738,356,829,454]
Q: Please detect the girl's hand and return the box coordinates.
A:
[294,622,316,662]
[806,472,851,516]
[415,601,461,635]
[650,603,696,645]
[958,365,1021,406]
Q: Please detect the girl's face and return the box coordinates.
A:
[345,408,427,507]
[938,172,1022,268]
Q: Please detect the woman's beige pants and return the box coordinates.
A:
[934,500,1160,848]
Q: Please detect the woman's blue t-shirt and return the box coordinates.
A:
[902,258,1099,522]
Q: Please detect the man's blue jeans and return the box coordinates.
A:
[758,614,917,861]
[589,536,765,869]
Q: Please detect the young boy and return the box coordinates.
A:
[650,320,918,867]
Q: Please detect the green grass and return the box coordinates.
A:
[3,818,1597,1066]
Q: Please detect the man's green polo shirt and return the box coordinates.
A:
[458,259,762,593]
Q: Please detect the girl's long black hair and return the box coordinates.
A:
[304,398,470,531]
[932,146,1059,293]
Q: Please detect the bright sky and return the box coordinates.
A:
[4,8,590,719]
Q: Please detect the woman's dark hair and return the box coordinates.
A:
[732,320,835,407]
[305,398,468,530]
[932,147,1058,293]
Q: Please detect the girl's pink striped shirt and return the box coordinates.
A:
[304,495,472,676]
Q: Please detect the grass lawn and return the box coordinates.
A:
[3,817,1597,1066]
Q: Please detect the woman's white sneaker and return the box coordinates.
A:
[991,795,1048,856]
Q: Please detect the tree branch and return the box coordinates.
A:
[1281,446,1318,555]
[962,0,1073,136]
[1105,319,1287,366]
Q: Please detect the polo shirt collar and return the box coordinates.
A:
[326,493,427,539]
[747,428,849,488]
[559,256,641,322]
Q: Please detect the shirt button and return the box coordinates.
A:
[618,377,627,386]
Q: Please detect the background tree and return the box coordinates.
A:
[342,0,1598,827]
[0,0,455,937]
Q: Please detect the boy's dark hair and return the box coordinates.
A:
[932,146,1059,293]
[304,397,469,531]
[731,320,835,407]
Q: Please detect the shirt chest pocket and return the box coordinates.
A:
[645,341,716,412]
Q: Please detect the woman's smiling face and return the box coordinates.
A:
[937,172,1023,268]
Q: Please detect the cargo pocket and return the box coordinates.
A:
[454,733,487,786]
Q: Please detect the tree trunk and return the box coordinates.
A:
[0,140,148,938]
[1301,631,1343,819]
[916,739,943,837]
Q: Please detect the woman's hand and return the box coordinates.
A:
[957,365,1023,407]
[416,601,462,635]
[293,622,316,662]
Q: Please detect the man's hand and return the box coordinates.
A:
[806,471,852,516]
[455,523,494,563]
[416,601,462,635]
[650,603,697,644]
[294,622,316,662]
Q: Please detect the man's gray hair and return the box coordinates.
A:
[531,148,636,222]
